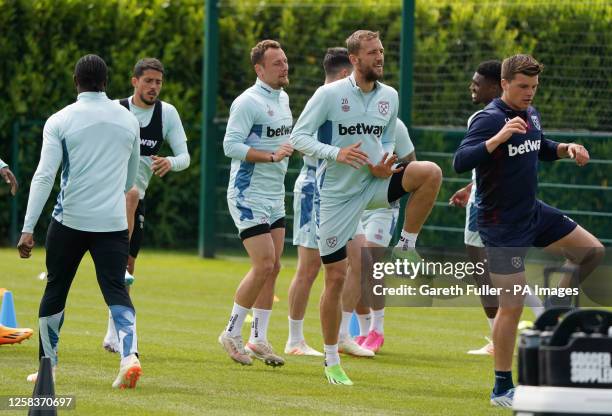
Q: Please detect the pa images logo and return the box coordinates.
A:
[326,236,338,248]
[378,101,390,115]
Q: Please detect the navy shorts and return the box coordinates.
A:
[479,200,577,275]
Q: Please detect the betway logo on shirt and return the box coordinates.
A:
[141,138,160,148]
[267,125,293,138]
[339,123,384,138]
[508,139,541,157]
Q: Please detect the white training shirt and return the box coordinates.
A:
[0,158,7,169]
[22,92,140,233]
[121,96,190,199]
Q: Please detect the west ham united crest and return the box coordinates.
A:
[530,115,541,130]
[378,101,389,115]
[326,236,338,248]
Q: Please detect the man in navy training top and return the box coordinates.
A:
[453,54,603,407]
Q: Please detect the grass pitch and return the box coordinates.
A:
[0,248,529,415]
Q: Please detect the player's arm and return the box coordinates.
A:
[380,97,398,155]
[449,182,473,207]
[369,104,402,178]
[18,115,64,257]
[394,119,416,162]
[453,115,526,173]
[0,158,18,195]
[152,105,190,177]
[291,87,368,168]
[554,141,589,166]
[223,96,290,163]
[291,87,340,161]
[126,124,140,192]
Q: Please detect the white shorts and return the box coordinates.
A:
[318,177,396,258]
[356,208,399,247]
[227,195,285,236]
[464,201,484,248]
[292,191,319,249]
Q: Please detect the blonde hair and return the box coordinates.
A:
[346,30,380,54]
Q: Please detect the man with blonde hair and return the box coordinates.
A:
[291,30,442,385]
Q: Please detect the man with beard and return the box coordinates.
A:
[102,58,190,353]
[218,40,293,367]
[291,30,442,385]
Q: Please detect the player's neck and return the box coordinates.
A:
[500,95,523,111]
[353,71,375,93]
[131,94,154,110]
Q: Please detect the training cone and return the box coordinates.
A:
[349,312,360,337]
[0,290,18,327]
[28,357,57,416]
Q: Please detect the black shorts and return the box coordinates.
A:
[480,200,578,275]
[129,199,145,258]
[239,217,285,241]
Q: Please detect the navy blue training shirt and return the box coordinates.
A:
[453,98,560,227]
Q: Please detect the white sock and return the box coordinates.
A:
[120,353,138,367]
[104,309,119,345]
[357,313,371,337]
[338,311,353,338]
[487,318,495,330]
[288,317,304,345]
[249,308,271,343]
[225,302,250,337]
[324,344,340,367]
[371,309,385,334]
[525,291,545,318]
[395,230,418,249]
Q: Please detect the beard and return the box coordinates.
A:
[277,76,289,87]
[139,92,157,106]
[359,60,383,82]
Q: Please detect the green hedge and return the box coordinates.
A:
[0,0,609,248]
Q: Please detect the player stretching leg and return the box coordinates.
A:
[454,54,603,407]
[449,60,544,356]
[291,30,442,385]
[351,118,416,353]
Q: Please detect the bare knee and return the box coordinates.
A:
[252,257,275,278]
[403,161,442,191]
[325,263,346,294]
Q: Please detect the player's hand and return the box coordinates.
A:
[336,142,370,169]
[151,156,172,177]
[0,167,18,195]
[272,143,293,162]
[449,183,472,208]
[498,117,527,142]
[17,233,34,259]
[567,143,589,167]
[368,153,403,178]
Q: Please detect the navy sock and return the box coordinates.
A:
[493,370,514,395]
